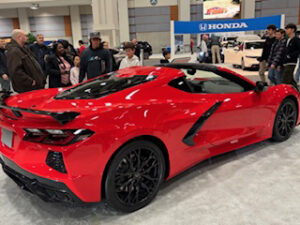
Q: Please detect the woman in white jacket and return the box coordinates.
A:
[119,42,141,69]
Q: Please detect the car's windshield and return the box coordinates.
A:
[245,42,264,49]
[55,73,156,100]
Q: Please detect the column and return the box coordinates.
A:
[178,0,191,53]
[118,0,130,42]
[17,8,30,33]
[70,6,83,48]
[242,0,255,19]
[92,0,120,47]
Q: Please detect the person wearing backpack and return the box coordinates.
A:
[79,32,111,82]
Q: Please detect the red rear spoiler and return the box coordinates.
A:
[0,91,80,125]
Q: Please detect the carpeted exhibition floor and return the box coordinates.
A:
[1,127,300,225]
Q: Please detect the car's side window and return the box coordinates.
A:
[169,69,254,94]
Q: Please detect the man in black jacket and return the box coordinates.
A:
[258,24,276,83]
[268,29,286,85]
[0,38,10,91]
[103,41,119,71]
[6,29,44,93]
[29,34,49,85]
[282,23,300,88]
[79,32,111,82]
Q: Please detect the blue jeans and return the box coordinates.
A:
[0,76,10,91]
[268,68,283,85]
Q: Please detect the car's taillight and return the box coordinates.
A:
[23,129,94,146]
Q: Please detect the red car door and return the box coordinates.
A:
[200,91,272,149]
[182,76,273,155]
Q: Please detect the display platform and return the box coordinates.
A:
[0,127,299,225]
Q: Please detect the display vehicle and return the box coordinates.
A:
[0,63,299,212]
[224,39,265,70]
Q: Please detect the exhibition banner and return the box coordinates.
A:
[174,15,283,34]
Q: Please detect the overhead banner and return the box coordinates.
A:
[174,15,283,34]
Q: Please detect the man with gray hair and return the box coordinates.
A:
[29,34,49,85]
[6,29,43,93]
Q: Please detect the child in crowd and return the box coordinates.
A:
[119,42,141,69]
[160,50,170,63]
[70,56,81,85]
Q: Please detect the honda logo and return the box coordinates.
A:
[199,22,248,31]
[199,23,208,31]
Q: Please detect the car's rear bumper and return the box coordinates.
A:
[0,154,84,205]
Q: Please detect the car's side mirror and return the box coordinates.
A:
[255,81,268,92]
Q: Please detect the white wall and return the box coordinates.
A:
[0,9,18,18]
[79,5,92,14]
[27,6,70,17]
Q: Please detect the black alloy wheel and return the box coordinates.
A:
[104,140,165,212]
[272,99,297,142]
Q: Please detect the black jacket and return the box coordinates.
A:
[211,36,221,46]
[261,36,276,61]
[134,44,141,59]
[0,48,8,77]
[284,36,300,65]
[79,46,111,82]
[6,40,44,93]
[160,59,170,64]
[29,43,49,72]
[268,39,286,67]
[108,49,119,71]
[46,54,74,88]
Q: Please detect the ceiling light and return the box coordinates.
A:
[30,3,40,10]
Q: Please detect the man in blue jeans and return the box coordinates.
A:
[268,29,286,85]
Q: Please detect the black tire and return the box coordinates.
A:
[104,140,165,212]
[272,99,297,142]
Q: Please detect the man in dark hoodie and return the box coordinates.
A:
[0,38,10,91]
[282,23,300,88]
[79,32,111,82]
[268,29,286,85]
[258,24,276,83]
[6,29,44,93]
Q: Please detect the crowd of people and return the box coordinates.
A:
[2,24,300,94]
[0,29,143,94]
[258,23,300,88]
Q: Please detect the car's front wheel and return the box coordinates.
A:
[272,99,297,142]
[104,140,165,212]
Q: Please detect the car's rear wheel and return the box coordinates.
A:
[272,99,297,142]
[104,140,165,212]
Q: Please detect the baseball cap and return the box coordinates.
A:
[90,32,101,39]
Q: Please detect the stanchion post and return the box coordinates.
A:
[281,14,286,29]
[140,48,144,66]
[170,20,175,60]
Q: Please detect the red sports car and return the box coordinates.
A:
[0,64,299,212]
[206,7,228,15]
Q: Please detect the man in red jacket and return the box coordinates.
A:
[78,40,86,56]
